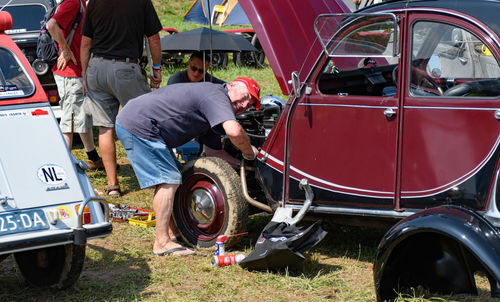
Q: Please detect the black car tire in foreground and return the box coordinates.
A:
[14,244,86,289]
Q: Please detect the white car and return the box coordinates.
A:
[0,11,111,288]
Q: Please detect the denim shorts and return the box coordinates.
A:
[116,121,182,189]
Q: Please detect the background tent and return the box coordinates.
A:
[184,0,250,26]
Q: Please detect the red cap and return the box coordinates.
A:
[233,77,261,110]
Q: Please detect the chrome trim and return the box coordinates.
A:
[495,110,500,120]
[286,204,417,219]
[298,103,499,111]
[76,196,109,228]
[384,107,396,118]
[298,103,397,109]
[405,106,500,111]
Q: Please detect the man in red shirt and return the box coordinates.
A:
[47,0,102,170]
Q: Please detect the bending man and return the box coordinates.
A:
[116,78,260,256]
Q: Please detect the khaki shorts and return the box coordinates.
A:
[84,56,150,127]
[54,74,92,133]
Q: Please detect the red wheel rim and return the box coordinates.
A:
[177,173,226,241]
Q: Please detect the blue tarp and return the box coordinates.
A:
[184,0,250,25]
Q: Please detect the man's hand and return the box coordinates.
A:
[242,145,259,161]
[223,120,259,161]
[150,68,162,89]
[57,48,77,71]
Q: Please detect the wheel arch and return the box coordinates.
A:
[374,204,500,301]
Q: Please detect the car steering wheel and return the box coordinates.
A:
[392,65,398,85]
[417,73,443,95]
[443,79,500,96]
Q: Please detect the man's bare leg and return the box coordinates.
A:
[99,126,119,193]
[79,127,96,152]
[153,183,194,256]
[63,133,73,151]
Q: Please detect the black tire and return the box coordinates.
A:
[210,52,228,69]
[234,34,266,68]
[173,157,248,248]
[14,244,85,289]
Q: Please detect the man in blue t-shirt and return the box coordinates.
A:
[167,51,225,85]
[116,77,260,256]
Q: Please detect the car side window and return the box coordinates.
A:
[318,20,398,97]
[410,21,500,97]
[0,48,34,100]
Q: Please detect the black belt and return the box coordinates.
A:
[92,55,139,64]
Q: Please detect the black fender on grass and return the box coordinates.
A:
[374,204,500,301]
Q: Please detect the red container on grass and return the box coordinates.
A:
[211,254,245,267]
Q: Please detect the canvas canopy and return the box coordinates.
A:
[184,0,250,26]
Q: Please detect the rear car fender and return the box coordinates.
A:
[374,204,500,301]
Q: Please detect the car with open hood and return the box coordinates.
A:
[172,0,500,300]
[0,10,111,288]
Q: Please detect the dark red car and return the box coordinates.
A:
[173,0,500,300]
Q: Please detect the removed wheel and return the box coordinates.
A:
[173,157,248,248]
[14,244,85,289]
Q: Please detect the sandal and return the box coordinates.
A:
[105,185,121,198]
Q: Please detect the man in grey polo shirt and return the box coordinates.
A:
[116,77,260,256]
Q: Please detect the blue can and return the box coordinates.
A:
[215,241,225,256]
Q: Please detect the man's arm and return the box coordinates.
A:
[222,120,258,160]
[80,35,92,92]
[147,33,162,88]
[203,145,240,167]
[46,18,77,70]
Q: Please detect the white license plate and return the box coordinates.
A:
[0,209,49,235]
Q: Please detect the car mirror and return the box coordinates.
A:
[290,71,301,98]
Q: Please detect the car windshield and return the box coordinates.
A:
[3,4,46,33]
[0,47,34,99]
[315,14,398,58]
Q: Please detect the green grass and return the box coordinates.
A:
[0,1,498,301]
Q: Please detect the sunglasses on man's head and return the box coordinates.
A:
[189,65,204,73]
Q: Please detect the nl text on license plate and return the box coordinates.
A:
[0,210,49,235]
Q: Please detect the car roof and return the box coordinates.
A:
[363,0,500,40]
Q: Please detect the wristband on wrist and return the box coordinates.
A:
[152,63,161,70]
[242,152,256,161]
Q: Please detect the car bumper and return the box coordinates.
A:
[0,222,113,255]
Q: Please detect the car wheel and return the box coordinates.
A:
[173,157,248,248]
[210,53,228,69]
[234,35,265,68]
[14,244,85,289]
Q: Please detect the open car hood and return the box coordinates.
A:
[239,0,350,95]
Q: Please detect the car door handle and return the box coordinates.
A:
[495,109,500,120]
[384,108,396,119]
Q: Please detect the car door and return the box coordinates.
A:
[286,14,400,208]
[399,13,500,210]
